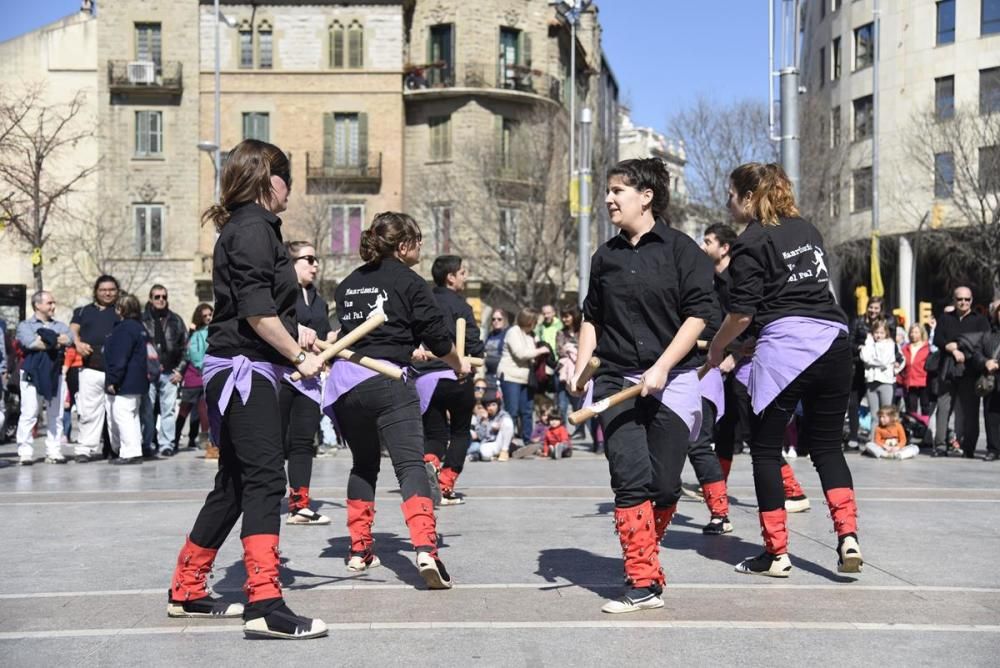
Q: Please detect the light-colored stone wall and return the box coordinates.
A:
[0,9,98,310]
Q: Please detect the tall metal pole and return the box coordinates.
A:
[213,0,222,203]
[578,108,592,307]
[569,18,576,195]
[872,0,880,237]
[779,68,800,198]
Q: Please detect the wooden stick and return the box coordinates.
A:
[455,317,466,359]
[569,385,641,426]
[574,357,601,393]
[569,365,713,426]
[314,339,403,379]
[427,352,485,367]
[290,312,385,381]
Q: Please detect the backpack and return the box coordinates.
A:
[900,412,932,445]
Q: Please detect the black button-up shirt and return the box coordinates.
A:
[583,218,716,375]
[207,202,298,365]
[415,286,486,373]
[296,284,331,341]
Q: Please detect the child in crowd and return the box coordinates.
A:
[468,389,515,461]
[542,412,572,459]
[865,406,918,459]
[861,319,903,413]
[529,402,551,444]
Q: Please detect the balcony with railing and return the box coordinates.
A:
[404,60,562,105]
[305,152,382,194]
[108,60,183,96]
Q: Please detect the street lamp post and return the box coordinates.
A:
[578,108,592,307]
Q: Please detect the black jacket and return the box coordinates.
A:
[105,319,151,396]
[295,284,331,340]
[415,286,485,373]
[934,310,990,379]
[142,305,188,373]
[972,328,1000,395]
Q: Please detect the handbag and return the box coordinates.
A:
[975,338,1000,397]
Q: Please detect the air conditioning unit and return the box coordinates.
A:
[127,61,155,85]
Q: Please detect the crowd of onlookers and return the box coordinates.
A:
[3,277,999,467]
[1,275,217,466]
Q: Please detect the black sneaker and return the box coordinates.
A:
[242,597,327,640]
[931,447,947,458]
[702,515,733,535]
[734,552,792,577]
[440,490,465,506]
[167,591,244,618]
[75,453,97,463]
[111,456,143,466]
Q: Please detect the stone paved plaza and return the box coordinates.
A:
[1,441,998,667]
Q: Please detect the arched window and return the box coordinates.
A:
[257,19,273,69]
[329,20,345,68]
[348,20,364,69]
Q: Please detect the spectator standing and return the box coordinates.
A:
[70,275,121,463]
[498,307,550,451]
[972,302,1000,462]
[173,303,214,454]
[103,294,150,465]
[141,285,188,457]
[535,304,563,394]
[860,319,903,413]
[933,286,990,458]
[555,307,582,432]
[483,309,508,383]
[15,291,74,464]
[846,296,897,448]
[899,323,931,416]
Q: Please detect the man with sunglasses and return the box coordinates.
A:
[141,285,188,457]
[933,287,990,458]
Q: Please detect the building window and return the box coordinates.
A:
[429,115,451,161]
[935,76,955,120]
[499,207,518,260]
[934,152,955,198]
[830,179,841,218]
[498,27,532,90]
[818,47,826,88]
[242,112,270,142]
[428,24,455,86]
[134,204,164,254]
[135,110,163,157]
[831,37,841,81]
[981,67,1000,114]
[984,0,1000,35]
[981,145,1000,191]
[257,22,273,69]
[854,23,874,71]
[831,106,841,147]
[135,23,162,71]
[853,167,873,211]
[499,117,519,171]
[322,112,368,171]
[330,204,364,255]
[348,20,364,69]
[329,21,345,68]
[936,1,956,44]
[239,28,253,69]
[853,95,873,140]
[431,205,452,255]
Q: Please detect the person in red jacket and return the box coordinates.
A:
[899,323,931,417]
[542,412,572,459]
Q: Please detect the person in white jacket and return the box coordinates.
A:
[496,307,550,451]
[860,320,903,413]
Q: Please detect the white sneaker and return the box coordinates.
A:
[286,508,331,525]
[346,553,381,572]
[416,551,453,589]
[735,552,792,578]
[785,447,798,459]
[837,535,864,573]
[601,588,664,614]
[785,495,811,513]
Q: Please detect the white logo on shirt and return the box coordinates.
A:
[812,247,829,279]
[368,290,389,321]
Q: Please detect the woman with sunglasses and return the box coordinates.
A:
[483,309,509,384]
[280,241,333,525]
[167,139,327,639]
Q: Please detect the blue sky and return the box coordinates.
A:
[1,0,770,135]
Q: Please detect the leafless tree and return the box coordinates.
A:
[0,87,98,292]
[900,104,1000,298]
[410,105,574,310]
[668,96,779,222]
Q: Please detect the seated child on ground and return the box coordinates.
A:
[864,406,918,460]
[542,412,572,459]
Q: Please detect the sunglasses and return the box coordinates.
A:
[296,255,319,266]
[151,294,168,301]
[491,316,504,321]
[955,297,972,302]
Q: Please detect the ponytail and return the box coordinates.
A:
[729,162,799,226]
[359,211,422,262]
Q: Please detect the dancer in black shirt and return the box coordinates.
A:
[572,158,715,614]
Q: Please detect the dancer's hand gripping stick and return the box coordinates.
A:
[290,312,386,381]
[568,363,713,426]
[314,339,404,381]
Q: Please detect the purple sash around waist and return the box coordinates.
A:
[414,369,458,414]
[583,368,703,440]
[202,354,288,443]
[749,316,848,415]
[734,358,751,388]
[321,358,405,418]
[699,367,725,422]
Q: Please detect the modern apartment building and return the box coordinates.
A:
[799,0,1000,313]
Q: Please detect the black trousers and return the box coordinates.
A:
[189,371,287,547]
[750,336,854,512]
[596,375,689,509]
[846,362,866,441]
[984,392,1000,456]
[333,376,431,503]
[279,382,321,490]
[714,372,751,460]
[423,377,476,474]
[904,386,932,416]
[688,398,723,484]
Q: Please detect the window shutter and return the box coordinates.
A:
[135,112,145,155]
[349,27,364,68]
[135,206,146,254]
[332,28,344,68]
[442,116,450,160]
[358,113,369,170]
[348,206,363,253]
[150,206,163,253]
[495,114,503,166]
[331,206,345,254]
[519,31,532,68]
[323,113,335,171]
